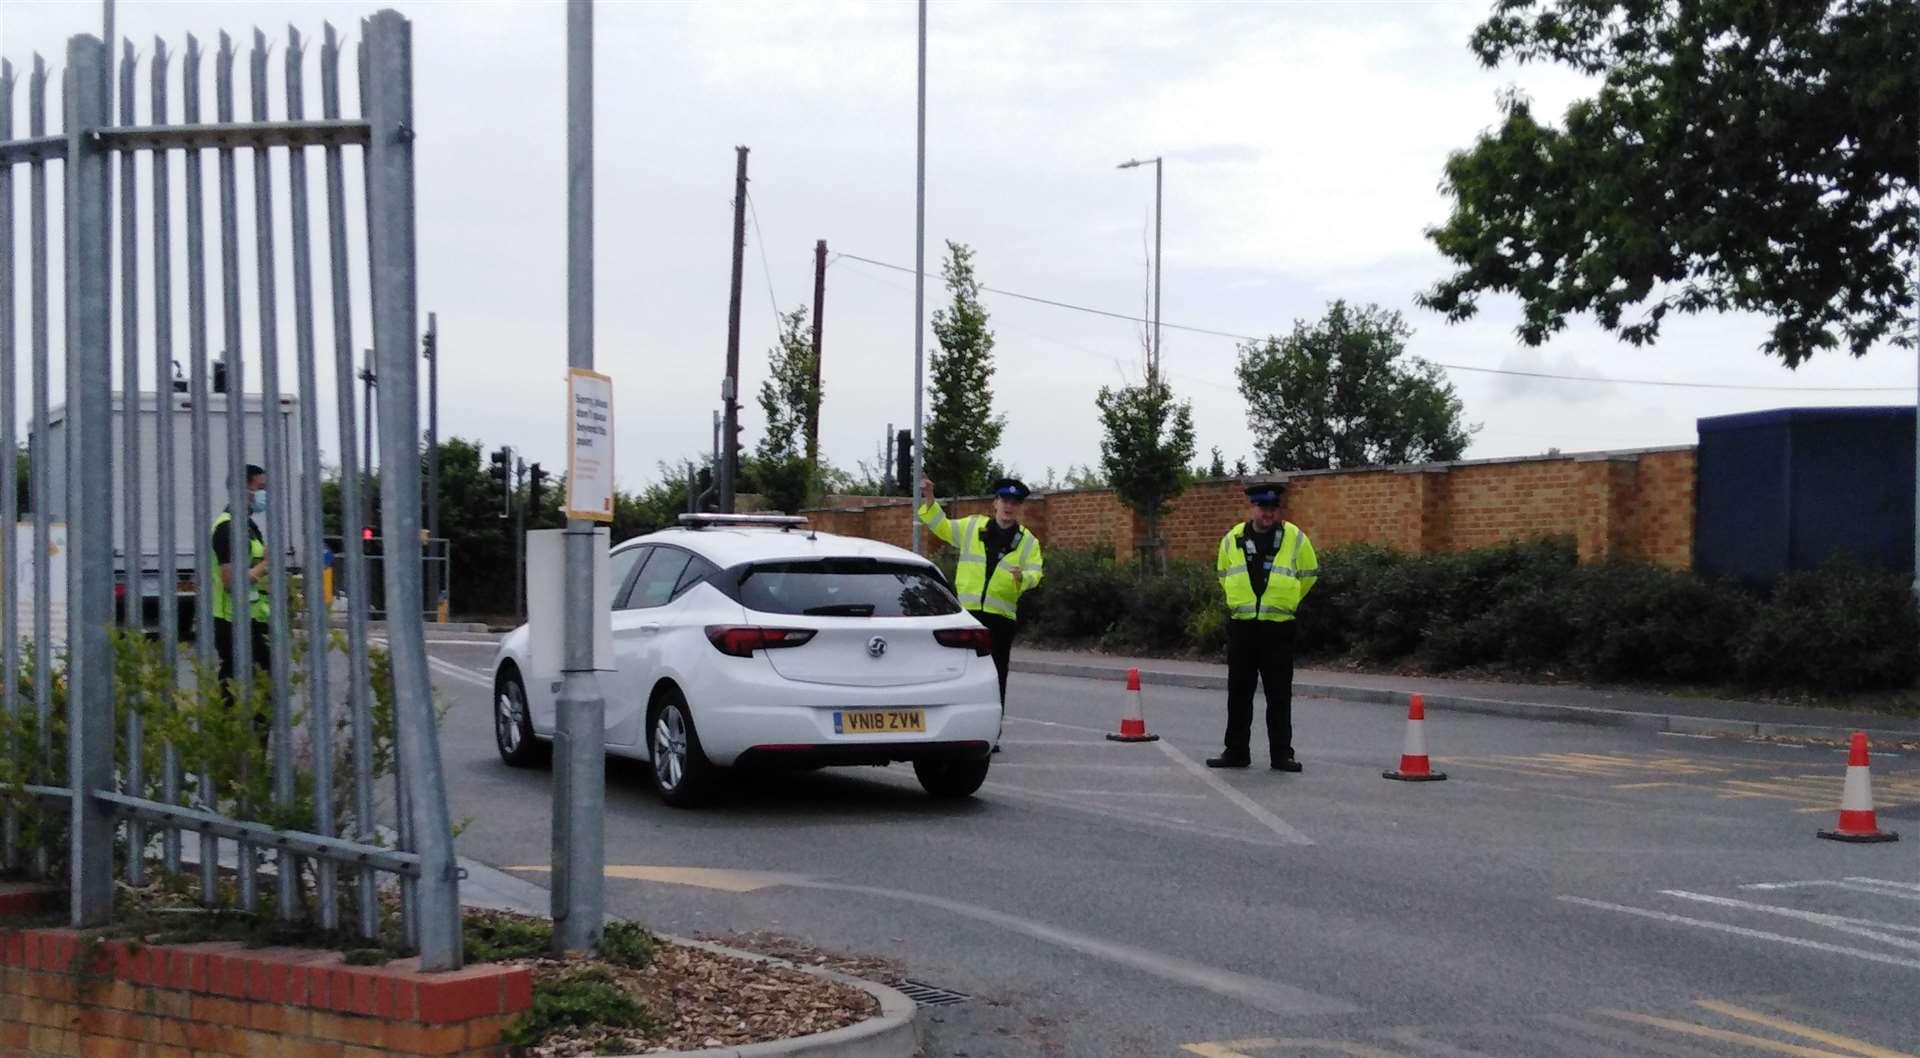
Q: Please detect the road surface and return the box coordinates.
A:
[419,633,1918,1058]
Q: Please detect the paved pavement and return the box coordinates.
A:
[419,633,1920,1058]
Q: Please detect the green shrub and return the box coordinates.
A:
[463,909,553,963]
[1187,596,1228,657]
[1562,563,1752,684]
[1736,561,1920,692]
[504,967,653,1049]
[599,920,658,969]
[1104,563,1217,654]
[1021,549,1131,641]
[1020,538,1920,695]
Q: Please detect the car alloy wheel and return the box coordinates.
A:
[654,705,689,792]
[496,688,524,754]
[494,670,548,767]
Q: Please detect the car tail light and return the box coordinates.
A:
[934,626,993,656]
[705,626,817,658]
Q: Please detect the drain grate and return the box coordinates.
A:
[895,979,972,1007]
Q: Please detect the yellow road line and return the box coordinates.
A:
[1600,1009,1876,1058]
[1182,1042,1269,1058]
[505,864,802,893]
[1693,999,1919,1058]
[1182,1042,1409,1058]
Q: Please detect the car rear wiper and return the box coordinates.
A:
[801,603,876,617]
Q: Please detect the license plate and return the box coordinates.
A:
[833,709,926,735]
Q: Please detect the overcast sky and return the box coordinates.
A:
[4,0,1913,493]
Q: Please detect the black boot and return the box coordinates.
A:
[1206,754,1251,769]
[1271,758,1303,773]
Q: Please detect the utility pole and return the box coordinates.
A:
[422,313,440,621]
[554,0,607,956]
[359,359,376,537]
[513,457,526,622]
[720,146,749,514]
[911,0,927,553]
[1117,156,1163,384]
[1152,160,1161,383]
[808,239,826,477]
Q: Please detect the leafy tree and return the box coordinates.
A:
[1041,464,1107,491]
[924,242,1005,495]
[1095,376,1196,568]
[1236,301,1475,472]
[1206,446,1227,479]
[754,306,821,513]
[1420,0,1918,365]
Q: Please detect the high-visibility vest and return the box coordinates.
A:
[1216,521,1318,623]
[917,503,1045,620]
[210,511,269,623]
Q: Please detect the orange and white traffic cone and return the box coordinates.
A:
[1818,732,1899,843]
[1105,667,1160,743]
[1383,694,1447,782]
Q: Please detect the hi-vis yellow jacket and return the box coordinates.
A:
[917,502,1045,620]
[1216,521,1317,622]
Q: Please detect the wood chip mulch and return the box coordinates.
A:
[520,939,880,1057]
[694,929,909,988]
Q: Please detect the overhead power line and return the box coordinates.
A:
[833,252,1909,394]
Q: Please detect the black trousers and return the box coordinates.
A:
[971,611,1018,710]
[213,617,273,740]
[1224,619,1295,763]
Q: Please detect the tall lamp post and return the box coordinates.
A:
[1116,156,1162,384]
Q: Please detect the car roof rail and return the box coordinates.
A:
[675,513,811,532]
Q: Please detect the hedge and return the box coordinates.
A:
[1008,539,1920,693]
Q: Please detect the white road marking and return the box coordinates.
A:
[1056,789,1209,800]
[1156,739,1314,846]
[1848,877,1920,893]
[427,656,491,689]
[1659,890,1920,946]
[990,762,1179,772]
[983,782,1284,848]
[1557,896,1920,971]
[797,879,1358,1017]
[1004,715,1118,737]
[1741,880,1920,903]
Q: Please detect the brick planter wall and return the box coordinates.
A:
[0,902,530,1058]
[806,446,1699,569]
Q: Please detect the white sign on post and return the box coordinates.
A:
[566,368,615,522]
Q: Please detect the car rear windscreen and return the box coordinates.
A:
[735,559,962,617]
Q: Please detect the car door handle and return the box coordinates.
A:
[638,624,661,635]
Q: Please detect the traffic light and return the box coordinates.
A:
[894,430,912,498]
[488,446,512,518]
[528,462,547,515]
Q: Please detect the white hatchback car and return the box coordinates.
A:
[490,515,1002,805]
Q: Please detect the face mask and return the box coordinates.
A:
[250,490,268,515]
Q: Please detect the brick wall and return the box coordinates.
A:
[0,922,530,1058]
[805,446,1699,569]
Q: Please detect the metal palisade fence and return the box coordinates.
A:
[0,11,461,969]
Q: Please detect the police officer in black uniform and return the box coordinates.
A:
[1208,482,1318,771]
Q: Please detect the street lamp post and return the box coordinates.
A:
[1117,156,1162,384]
